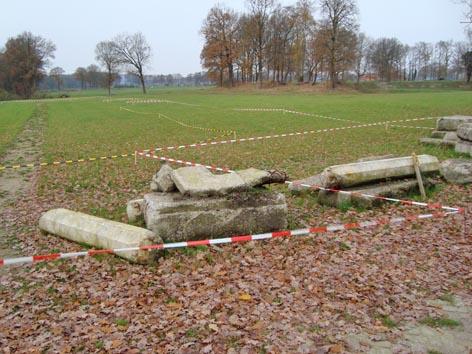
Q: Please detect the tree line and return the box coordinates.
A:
[0,32,153,99]
[200,0,472,88]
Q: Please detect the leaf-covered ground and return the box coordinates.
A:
[0,88,471,352]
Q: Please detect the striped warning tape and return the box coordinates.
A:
[140,116,440,155]
[0,154,132,171]
[0,116,439,172]
[285,181,461,212]
[120,106,236,138]
[0,210,461,267]
[137,151,234,173]
[233,108,361,124]
[135,152,462,213]
[388,125,435,130]
[125,98,201,107]
[233,108,443,130]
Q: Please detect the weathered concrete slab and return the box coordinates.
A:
[171,166,247,197]
[357,154,396,162]
[455,141,472,156]
[127,199,144,223]
[288,174,324,192]
[143,191,287,242]
[457,123,472,142]
[320,155,439,188]
[437,116,472,131]
[420,138,456,147]
[151,164,176,192]
[236,168,271,187]
[39,209,161,263]
[440,159,472,184]
[318,179,421,208]
[431,131,447,139]
[444,132,460,142]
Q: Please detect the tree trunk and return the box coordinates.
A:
[138,69,147,94]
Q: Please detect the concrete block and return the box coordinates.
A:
[143,191,287,242]
[39,209,161,263]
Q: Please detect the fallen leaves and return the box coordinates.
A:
[238,293,252,302]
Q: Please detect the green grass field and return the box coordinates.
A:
[0,102,35,155]
[1,86,471,221]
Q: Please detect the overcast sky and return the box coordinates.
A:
[0,0,468,74]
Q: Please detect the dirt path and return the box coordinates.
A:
[0,104,46,259]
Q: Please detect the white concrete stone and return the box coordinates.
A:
[236,168,271,187]
[440,159,472,184]
[171,166,247,197]
[127,199,144,223]
[455,141,472,156]
[437,115,472,131]
[39,209,161,263]
[143,192,287,242]
[152,164,176,192]
[320,155,440,188]
[457,123,472,142]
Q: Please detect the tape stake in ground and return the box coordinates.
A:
[0,210,461,267]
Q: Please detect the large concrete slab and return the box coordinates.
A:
[143,191,287,242]
[288,174,324,192]
[437,116,472,131]
[320,155,439,188]
[455,141,472,156]
[318,179,422,208]
[420,138,456,147]
[39,209,161,263]
[440,159,472,184]
[457,123,472,142]
[171,166,247,197]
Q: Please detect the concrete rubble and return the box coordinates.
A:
[290,155,440,208]
[39,208,162,264]
[421,116,472,157]
[128,164,288,243]
[440,159,472,185]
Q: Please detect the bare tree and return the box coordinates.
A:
[246,0,275,84]
[49,66,65,91]
[369,38,405,82]
[113,33,152,94]
[436,40,454,79]
[74,67,87,89]
[353,33,371,83]
[320,0,358,89]
[463,51,472,82]
[95,41,120,96]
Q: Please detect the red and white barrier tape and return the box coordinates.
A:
[286,181,461,212]
[140,116,439,154]
[136,152,462,213]
[0,210,461,267]
[136,151,234,173]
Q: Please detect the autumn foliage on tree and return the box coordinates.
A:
[0,32,55,98]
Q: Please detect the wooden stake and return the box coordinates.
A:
[134,151,137,165]
[412,153,426,200]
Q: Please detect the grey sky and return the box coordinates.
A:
[0,0,468,74]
